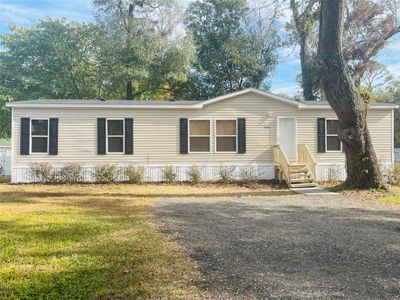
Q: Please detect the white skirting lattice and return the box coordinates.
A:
[11,161,394,183]
[11,163,276,183]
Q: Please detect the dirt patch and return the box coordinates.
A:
[320,181,400,211]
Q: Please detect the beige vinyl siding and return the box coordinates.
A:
[12,93,393,166]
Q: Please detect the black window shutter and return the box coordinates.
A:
[238,118,246,154]
[20,118,30,155]
[317,118,326,153]
[180,118,188,154]
[97,118,106,155]
[49,118,59,155]
[125,118,133,155]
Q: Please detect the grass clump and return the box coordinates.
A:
[382,195,400,204]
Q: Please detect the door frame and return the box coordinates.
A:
[276,116,297,161]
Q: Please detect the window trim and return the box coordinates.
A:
[188,119,211,153]
[215,119,238,153]
[106,118,125,154]
[30,118,49,154]
[325,118,342,152]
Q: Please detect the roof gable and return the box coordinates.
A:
[200,88,302,108]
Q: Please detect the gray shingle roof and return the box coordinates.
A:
[299,100,396,107]
[9,99,201,106]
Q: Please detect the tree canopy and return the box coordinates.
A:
[185,0,282,99]
[0,0,398,141]
[93,0,195,100]
[288,0,400,100]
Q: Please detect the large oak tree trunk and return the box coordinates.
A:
[318,0,385,189]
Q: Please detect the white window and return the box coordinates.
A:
[216,120,237,152]
[189,120,210,152]
[107,119,124,153]
[31,119,49,153]
[326,119,342,152]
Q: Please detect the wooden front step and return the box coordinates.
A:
[289,169,309,174]
[290,178,314,183]
[288,164,315,187]
[274,144,317,188]
[291,182,317,188]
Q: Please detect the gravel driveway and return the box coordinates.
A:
[156,195,400,299]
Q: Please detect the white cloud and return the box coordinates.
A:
[385,62,400,78]
[0,0,93,28]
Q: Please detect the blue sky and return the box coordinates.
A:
[0,0,399,96]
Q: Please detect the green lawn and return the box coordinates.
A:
[0,184,213,299]
[0,183,288,299]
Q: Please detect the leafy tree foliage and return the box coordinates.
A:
[0,19,104,138]
[93,0,194,100]
[185,0,282,99]
[0,19,102,100]
[288,0,400,100]
[0,5,195,138]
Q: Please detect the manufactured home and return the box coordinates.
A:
[6,88,397,186]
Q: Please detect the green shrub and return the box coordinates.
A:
[58,164,83,183]
[186,165,202,184]
[94,164,118,183]
[124,165,145,183]
[218,165,236,184]
[162,166,177,183]
[29,163,54,183]
[240,166,259,185]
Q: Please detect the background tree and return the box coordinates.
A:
[185,0,282,99]
[288,0,320,100]
[93,0,194,100]
[0,19,102,100]
[0,19,104,139]
[360,61,394,94]
[288,0,400,100]
[318,0,385,189]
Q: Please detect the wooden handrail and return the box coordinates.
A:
[273,144,291,185]
[297,144,317,179]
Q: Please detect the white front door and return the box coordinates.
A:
[278,117,297,162]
